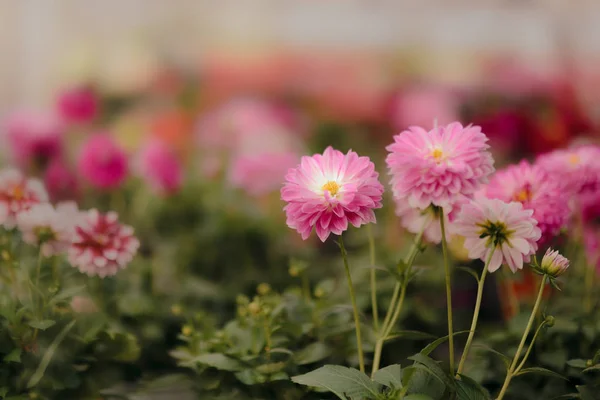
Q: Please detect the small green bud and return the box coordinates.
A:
[544,315,555,327]
[257,283,271,296]
[248,301,261,315]
[181,325,193,336]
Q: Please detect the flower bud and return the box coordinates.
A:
[540,248,569,278]
[257,283,271,295]
[544,315,555,327]
[248,301,261,315]
[181,325,193,336]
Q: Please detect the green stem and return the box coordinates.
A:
[35,250,43,316]
[497,275,547,400]
[371,228,425,376]
[338,235,365,373]
[584,262,595,313]
[440,212,455,376]
[367,224,379,333]
[301,273,311,302]
[456,247,495,375]
[514,320,547,374]
[263,317,272,360]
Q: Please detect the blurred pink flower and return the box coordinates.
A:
[484,160,571,245]
[56,86,98,124]
[394,197,461,244]
[0,168,48,228]
[17,201,81,257]
[2,110,64,169]
[584,227,600,272]
[453,197,541,273]
[43,159,79,201]
[70,295,98,313]
[69,209,139,277]
[78,134,129,190]
[386,122,494,211]
[137,140,183,195]
[281,147,384,242]
[229,152,299,197]
[389,85,460,131]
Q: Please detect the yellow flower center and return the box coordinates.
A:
[513,188,531,203]
[431,148,444,162]
[12,185,24,201]
[322,181,340,196]
[568,154,580,165]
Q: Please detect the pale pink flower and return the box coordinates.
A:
[17,201,81,257]
[453,197,541,273]
[390,85,460,131]
[386,122,494,211]
[394,197,455,244]
[484,160,571,245]
[56,86,98,124]
[69,209,139,277]
[281,147,384,242]
[2,110,64,169]
[136,139,183,195]
[230,152,299,196]
[43,159,79,201]
[0,169,48,228]
[539,248,569,278]
[77,134,129,190]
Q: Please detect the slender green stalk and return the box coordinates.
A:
[371,228,425,376]
[584,261,595,313]
[440,212,455,376]
[514,320,548,374]
[497,276,547,400]
[367,224,379,332]
[338,235,365,373]
[35,250,43,315]
[456,247,495,375]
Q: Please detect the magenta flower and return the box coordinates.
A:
[78,134,129,190]
[43,159,79,201]
[230,152,299,197]
[137,140,183,195]
[453,197,541,273]
[2,110,64,169]
[484,160,571,245]
[0,168,48,228]
[281,147,384,241]
[56,86,98,124]
[584,227,600,272]
[386,122,494,211]
[69,209,139,277]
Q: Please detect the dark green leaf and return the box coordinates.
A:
[514,367,568,381]
[3,348,21,363]
[49,285,86,304]
[455,375,490,400]
[28,320,76,388]
[409,353,454,390]
[187,353,243,372]
[566,359,589,369]
[582,365,600,373]
[293,342,331,365]
[404,395,435,400]
[373,364,403,389]
[472,344,511,369]
[403,366,445,399]
[28,319,56,330]
[292,365,381,400]
[456,267,480,283]
[577,385,597,400]
[420,330,469,356]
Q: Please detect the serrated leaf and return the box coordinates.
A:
[403,366,445,399]
[566,359,589,369]
[373,364,403,389]
[409,353,454,390]
[187,353,243,372]
[456,267,480,283]
[28,320,76,388]
[455,375,490,400]
[293,342,331,365]
[28,319,56,330]
[3,349,21,363]
[292,365,381,400]
[421,330,469,356]
[514,367,568,381]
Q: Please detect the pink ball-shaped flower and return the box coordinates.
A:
[137,139,183,195]
[230,152,299,197]
[56,86,98,124]
[453,197,541,273]
[0,168,48,228]
[386,122,495,211]
[484,160,571,245]
[2,110,64,169]
[43,159,79,201]
[78,134,129,190]
[69,209,139,277]
[17,202,81,257]
[281,147,384,242]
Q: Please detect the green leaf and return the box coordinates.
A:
[386,330,436,342]
[0,386,8,397]
[472,344,511,369]
[3,349,21,363]
[373,364,403,389]
[49,285,86,305]
[514,367,568,381]
[187,353,243,372]
[409,353,454,390]
[456,267,480,283]
[403,365,446,399]
[566,359,589,369]
[455,375,490,400]
[28,320,76,388]
[420,330,469,356]
[582,364,600,373]
[292,365,381,400]
[28,319,56,330]
[293,342,332,365]
[404,395,435,400]
[577,385,598,400]
[255,362,286,375]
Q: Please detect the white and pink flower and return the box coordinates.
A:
[0,168,48,228]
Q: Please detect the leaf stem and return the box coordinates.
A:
[367,224,379,333]
[440,211,455,376]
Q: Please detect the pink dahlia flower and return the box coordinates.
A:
[281,147,384,241]
[394,197,456,244]
[2,110,64,169]
[43,159,79,201]
[230,152,299,197]
[78,134,129,190]
[137,139,183,195]
[0,169,48,228]
[69,209,139,277]
[453,197,541,273]
[386,122,494,211]
[484,160,570,245]
[56,86,98,124]
[17,201,81,257]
